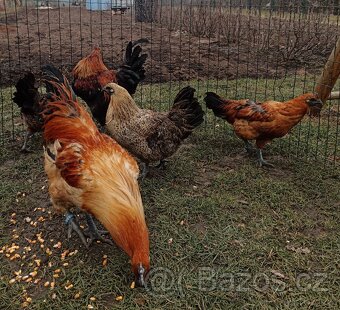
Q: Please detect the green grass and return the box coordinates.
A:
[0,77,339,309]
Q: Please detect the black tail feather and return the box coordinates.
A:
[131,38,149,47]
[170,86,204,139]
[204,92,227,118]
[116,40,148,94]
[13,72,40,115]
[42,65,76,102]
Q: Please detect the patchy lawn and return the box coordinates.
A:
[0,78,339,309]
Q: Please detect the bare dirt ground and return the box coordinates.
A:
[0,7,337,86]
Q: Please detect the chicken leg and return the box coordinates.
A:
[138,162,149,180]
[257,149,274,168]
[243,139,256,155]
[155,159,168,170]
[21,131,34,152]
[64,211,89,248]
[84,213,114,246]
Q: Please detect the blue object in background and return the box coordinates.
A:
[86,0,112,11]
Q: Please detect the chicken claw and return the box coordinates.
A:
[65,211,89,248]
[155,159,168,170]
[84,214,114,247]
[138,162,149,180]
[257,149,275,168]
[20,132,34,153]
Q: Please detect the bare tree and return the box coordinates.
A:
[135,0,159,22]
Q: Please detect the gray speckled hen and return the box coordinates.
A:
[102,83,204,176]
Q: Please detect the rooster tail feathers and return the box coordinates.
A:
[173,86,195,103]
[124,41,148,69]
[13,72,40,114]
[42,65,98,143]
[41,64,82,124]
[116,40,148,94]
[204,92,227,118]
[170,86,204,138]
[42,65,76,102]
[131,38,149,47]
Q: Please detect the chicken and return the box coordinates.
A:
[72,40,148,126]
[12,72,46,151]
[102,83,204,176]
[41,65,150,286]
[204,92,323,167]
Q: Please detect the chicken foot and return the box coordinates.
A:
[21,131,34,153]
[138,162,149,180]
[84,214,114,247]
[155,159,168,170]
[257,149,274,168]
[64,211,89,248]
[243,139,256,155]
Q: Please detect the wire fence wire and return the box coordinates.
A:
[0,0,339,165]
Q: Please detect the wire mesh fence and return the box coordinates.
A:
[0,0,339,165]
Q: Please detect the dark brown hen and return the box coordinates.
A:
[13,72,46,151]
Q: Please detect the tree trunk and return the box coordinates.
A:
[247,0,252,11]
[135,0,158,23]
[334,0,340,15]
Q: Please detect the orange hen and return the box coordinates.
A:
[205,92,323,166]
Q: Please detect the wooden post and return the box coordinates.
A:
[328,91,340,100]
[315,38,340,103]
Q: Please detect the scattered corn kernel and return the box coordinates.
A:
[74,292,81,299]
[29,271,37,277]
[115,295,123,301]
[53,242,62,249]
[14,270,22,276]
[90,297,96,301]
[130,281,135,289]
[46,248,52,255]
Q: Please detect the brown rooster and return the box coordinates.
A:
[72,40,148,126]
[204,92,323,167]
[12,72,46,151]
[41,65,150,286]
[102,83,204,176]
